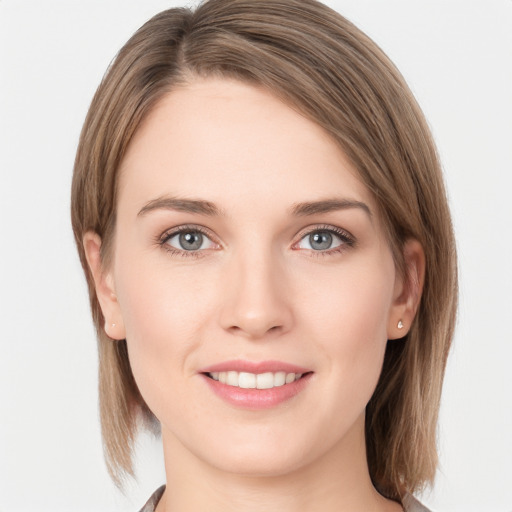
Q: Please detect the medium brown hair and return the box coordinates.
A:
[71,0,457,499]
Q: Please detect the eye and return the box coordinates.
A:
[163,228,216,252]
[295,227,354,252]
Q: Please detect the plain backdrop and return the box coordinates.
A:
[1,1,511,511]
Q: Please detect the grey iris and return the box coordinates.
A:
[310,231,332,250]
[179,232,203,250]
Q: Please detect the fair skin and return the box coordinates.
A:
[84,78,424,512]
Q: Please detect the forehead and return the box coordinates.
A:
[118,78,375,216]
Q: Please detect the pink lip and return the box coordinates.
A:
[199,360,313,410]
[199,359,310,374]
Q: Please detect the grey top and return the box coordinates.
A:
[138,485,431,512]
[403,493,432,512]
[139,485,165,512]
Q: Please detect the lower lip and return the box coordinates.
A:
[201,373,312,410]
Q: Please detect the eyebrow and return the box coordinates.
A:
[137,195,371,219]
[289,198,372,218]
[138,196,223,217]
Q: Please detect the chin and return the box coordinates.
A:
[180,421,336,479]
[208,445,309,478]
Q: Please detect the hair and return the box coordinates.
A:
[71,0,457,501]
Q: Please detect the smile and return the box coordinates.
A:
[200,361,312,409]
[208,371,303,389]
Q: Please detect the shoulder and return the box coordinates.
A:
[402,493,432,512]
[138,485,165,512]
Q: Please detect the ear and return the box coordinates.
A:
[83,231,126,340]
[387,239,425,340]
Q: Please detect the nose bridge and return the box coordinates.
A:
[220,241,292,339]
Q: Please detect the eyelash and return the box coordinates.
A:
[157,224,356,259]
[293,224,356,257]
[157,224,216,259]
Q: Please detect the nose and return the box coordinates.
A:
[219,247,294,340]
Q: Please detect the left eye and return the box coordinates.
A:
[296,230,345,251]
[165,230,215,251]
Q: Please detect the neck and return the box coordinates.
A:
[157,414,402,512]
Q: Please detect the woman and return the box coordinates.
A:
[71,0,457,510]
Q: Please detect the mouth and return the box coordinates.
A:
[205,370,307,389]
[199,361,313,409]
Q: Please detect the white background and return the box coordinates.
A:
[0,1,511,511]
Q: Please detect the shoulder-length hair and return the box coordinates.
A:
[71,0,457,500]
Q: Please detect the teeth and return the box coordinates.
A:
[209,371,303,389]
[274,371,286,387]
[256,372,274,389]
[227,371,238,386]
[239,372,256,389]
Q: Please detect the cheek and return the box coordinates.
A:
[297,254,396,387]
[300,257,394,342]
[116,245,219,335]
[290,257,396,443]
[113,257,219,406]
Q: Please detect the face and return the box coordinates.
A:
[90,78,413,477]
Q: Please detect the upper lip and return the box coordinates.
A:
[199,360,311,374]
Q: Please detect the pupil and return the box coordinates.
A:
[310,232,332,250]
[179,232,203,250]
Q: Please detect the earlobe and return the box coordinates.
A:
[83,231,126,340]
[388,239,425,340]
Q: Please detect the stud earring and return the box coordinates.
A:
[105,322,116,333]
[397,320,404,329]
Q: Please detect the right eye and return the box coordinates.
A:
[162,228,217,253]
